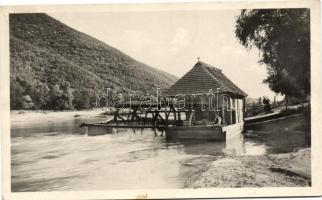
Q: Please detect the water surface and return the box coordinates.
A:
[11,111,310,191]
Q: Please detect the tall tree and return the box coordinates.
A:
[29,82,51,109]
[235,9,310,99]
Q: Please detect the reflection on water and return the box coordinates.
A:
[10,111,310,191]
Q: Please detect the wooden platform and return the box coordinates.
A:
[244,109,302,125]
[81,122,161,129]
[165,126,224,141]
[245,113,305,131]
[80,108,231,140]
[81,121,226,140]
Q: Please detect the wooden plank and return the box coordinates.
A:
[165,126,225,140]
[83,124,160,128]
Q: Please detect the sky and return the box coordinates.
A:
[50,10,282,100]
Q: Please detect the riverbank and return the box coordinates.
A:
[11,109,103,115]
[185,148,310,188]
[10,109,105,125]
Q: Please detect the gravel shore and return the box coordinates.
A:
[184,148,311,188]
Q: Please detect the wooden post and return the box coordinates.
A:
[243,97,246,120]
[114,110,118,123]
[222,99,225,125]
[188,111,195,126]
[153,110,159,127]
[127,109,131,120]
[171,105,177,122]
[143,111,148,125]
[236,99,239,123]
[165,109,169,127]
[235,98,238,124]
[130,107,136,121]
[229,97,233,125]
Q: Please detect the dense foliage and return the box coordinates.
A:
[10,13,177,110]
[235,9,310,99]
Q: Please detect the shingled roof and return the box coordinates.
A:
[164,61,247,97]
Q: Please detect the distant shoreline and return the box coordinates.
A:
[10,109,106,126]
[10,109,103,114]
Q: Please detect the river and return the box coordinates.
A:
[10,110,310,191]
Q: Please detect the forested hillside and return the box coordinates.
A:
[10,13,177,110]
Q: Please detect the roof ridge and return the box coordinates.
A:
[198,63,226,92]
[165,61,247,97]
[198,61,222,72]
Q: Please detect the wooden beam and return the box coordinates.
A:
[170,104,177,122]
[114,110,118,122]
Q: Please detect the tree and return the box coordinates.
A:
[235,9,310,99]
[10,79,24,109]
[41,83,76,110]
[61,81,74,110]
[21,95,34,110]
[49,84,64,110]
[74,90,91,109]
[29,82,51,109]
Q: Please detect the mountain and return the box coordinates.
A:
[10,13,177,110]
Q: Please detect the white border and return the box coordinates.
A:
[1,1,321,199]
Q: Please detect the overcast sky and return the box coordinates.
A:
[50,10,281,99]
